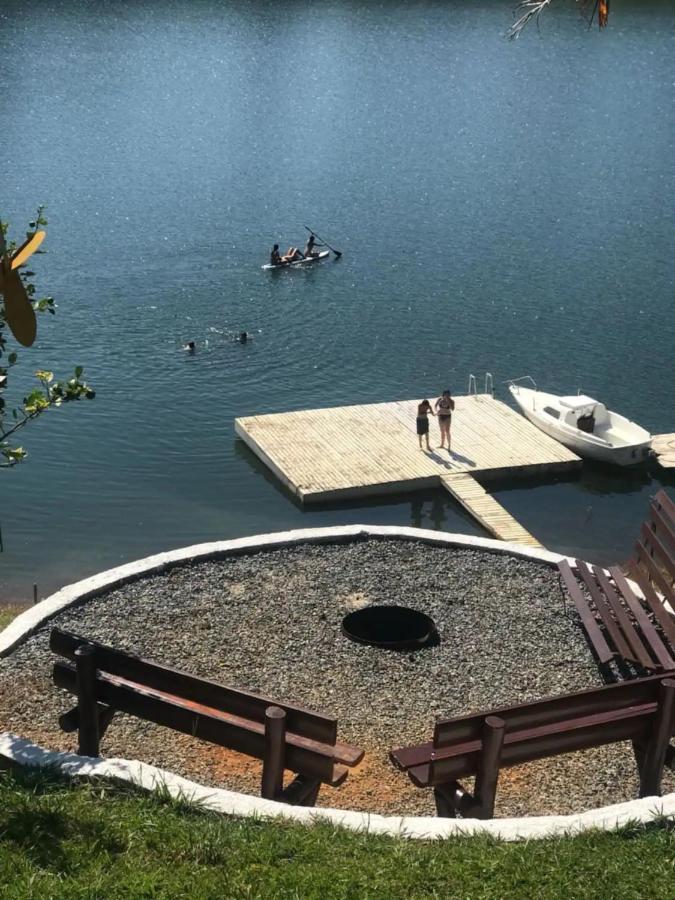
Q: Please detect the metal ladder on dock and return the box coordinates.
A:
[468,373,494,398]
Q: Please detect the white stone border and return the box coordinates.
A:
[0,524,567,658]
[1,524,673,841]
[1,733,672,841]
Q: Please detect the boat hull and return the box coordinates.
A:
[509,385,651,467]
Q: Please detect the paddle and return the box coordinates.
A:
[303,225,342,259]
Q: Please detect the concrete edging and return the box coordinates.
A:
[1,524,672,840]
[0,524,567,658]
[1,732,672,841]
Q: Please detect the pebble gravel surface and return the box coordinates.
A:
[1,539,672,817]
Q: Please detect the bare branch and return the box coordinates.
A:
[509,0,555,39]
[509,0,610,39]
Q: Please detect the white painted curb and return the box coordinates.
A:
[2,524,672,840]
[0,524,568,658]
[1,733,672,841]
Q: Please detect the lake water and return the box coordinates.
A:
[1,0,673,603]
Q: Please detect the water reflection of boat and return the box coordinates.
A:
[508,377,652,467]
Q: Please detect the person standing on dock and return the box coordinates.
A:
[435,390,455,450]
[416,399,435,451]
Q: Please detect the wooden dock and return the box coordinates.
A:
[235,394,582,548]
[440,473,543,548]
[653,433,675,469]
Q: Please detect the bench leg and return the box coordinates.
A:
[59,703,115,740]
[279,775,321,807]
[434,783,460,818]
[433,781,476,818]
[261,706,286,801]
[75,645,99,757]
[473,715,505,819]
[638,679,675,797]
[665,743,675,772]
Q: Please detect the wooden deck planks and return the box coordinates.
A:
[236,395,580,502]
[440,473,543,547]
[235,394,581,546]
[652,434,675,469]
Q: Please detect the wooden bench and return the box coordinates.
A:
[558,489,675,672]
[390,671,675,818]
[50,627,364,806]
[633,488,675,600]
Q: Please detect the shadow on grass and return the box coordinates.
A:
[1,778,127,872]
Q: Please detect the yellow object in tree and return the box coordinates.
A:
[10,229,46,269]
[0,254,37,347]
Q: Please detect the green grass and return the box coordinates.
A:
[0,769,673,899]
[0,605,26,631]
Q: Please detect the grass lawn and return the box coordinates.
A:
[0,768,673,899]
[0,605,26,631]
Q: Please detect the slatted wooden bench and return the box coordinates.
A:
[633,488,675,600]
[558,489,675,671]
[50,627,364,806]
[390,671,675,818]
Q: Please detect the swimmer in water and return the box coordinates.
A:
[183,340,196,352]
[236,331,251,343]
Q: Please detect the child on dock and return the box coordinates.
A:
[416,400,435,451]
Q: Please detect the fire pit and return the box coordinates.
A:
[341,605,438,651]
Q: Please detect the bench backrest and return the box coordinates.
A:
[633,489,675,601]
[50,627,336,743]
[50,627,345,784]
[432,670,669,749]
[425,673,673,783]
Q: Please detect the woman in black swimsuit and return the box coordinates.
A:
[435,390,455,450]
[416,399,435,451]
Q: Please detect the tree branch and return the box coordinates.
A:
[509,0,555,39]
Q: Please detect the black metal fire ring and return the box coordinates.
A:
[341,604,439,651]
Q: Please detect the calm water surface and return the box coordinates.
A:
[1,1,674,601]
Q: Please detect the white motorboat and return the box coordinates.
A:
[508,377,652,466]
[262,250,330,270]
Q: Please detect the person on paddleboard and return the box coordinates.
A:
[271,243,303,264]
[303,233,323,258]
[282,246,303,262]
[270,244,283,266]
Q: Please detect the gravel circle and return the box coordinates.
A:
[1,539,671,818]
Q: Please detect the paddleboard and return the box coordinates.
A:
[262,249,330,270]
